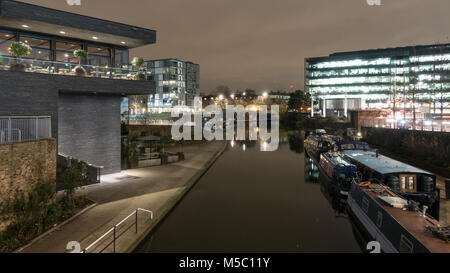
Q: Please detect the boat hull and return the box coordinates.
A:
[348,183,432,253]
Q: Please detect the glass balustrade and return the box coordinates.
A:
[0,56,150,81]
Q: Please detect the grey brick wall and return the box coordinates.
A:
[0,70,154,174]
[58,94,121,174]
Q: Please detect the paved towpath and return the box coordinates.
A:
[19,141,226,253]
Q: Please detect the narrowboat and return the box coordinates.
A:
[335,141,440,218]
[304,130,340,161]
[319,168,349,216]
[304,157,320,184]
[319,152,358,196]
[348,182,450,253]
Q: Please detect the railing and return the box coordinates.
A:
[0,116,51,144]
[82,208,153,253]
[0,56,150,81]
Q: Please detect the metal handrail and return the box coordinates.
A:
[82,208,153,253]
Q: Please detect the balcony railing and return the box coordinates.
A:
[0,116,52,144]
[0,56,149,81]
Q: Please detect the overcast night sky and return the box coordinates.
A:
[20,0,450,94]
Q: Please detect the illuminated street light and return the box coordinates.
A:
[263,92,268,98]
[218,94,224,100]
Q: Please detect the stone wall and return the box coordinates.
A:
[0,139,56,203]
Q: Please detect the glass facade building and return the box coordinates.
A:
[146,59,200,108]
[305,44,450,131]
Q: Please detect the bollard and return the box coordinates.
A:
[446,179,450,200]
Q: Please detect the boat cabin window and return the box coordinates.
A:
[362,197,370,213]
[400,175,417,193]
[355,144,368,150]
[341,144,355,150]
[376,211,383,228]
[399,235,414,253]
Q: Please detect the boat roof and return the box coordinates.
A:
[324,152,355,167]
[363,183,450,253]
[342,150,434,176]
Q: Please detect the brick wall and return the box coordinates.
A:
[58,94,121,174]
[0,70,154,175]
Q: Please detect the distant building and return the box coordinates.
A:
[268,92,291,104]
[305,44,450,132]
[146,59,200,108]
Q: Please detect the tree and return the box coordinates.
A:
[132,57,145,70]
[8,41,31,58]
[73,49,88,76]
[288,90,310,111]
[73,49,88,65]
[8,42,31,72]
[132,57,146,80]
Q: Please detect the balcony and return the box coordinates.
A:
[0,116,52,144]
[0,56,151,81]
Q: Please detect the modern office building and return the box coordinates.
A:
[0,0,156,175]
[305,44,450,132]
[146,59,200,109]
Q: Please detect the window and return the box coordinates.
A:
[55,41,82,63]
[20,36,51,60]
[376,211,383,228]
[362,197,370,213]
[114,49,129,67]
[400,175,416,193]
[399,235,414,253]
[88,46,110,66]
[0,32,16,57]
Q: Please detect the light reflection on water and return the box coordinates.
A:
[135,131,364,253]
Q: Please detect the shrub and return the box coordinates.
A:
[0,181,59,252]
[8,42,31,58]
[133,71,146,80]
[132,57,145,69]
[73,49,88,63]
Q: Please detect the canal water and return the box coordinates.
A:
[135,131,363,253]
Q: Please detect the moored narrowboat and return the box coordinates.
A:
[348,182,450,253]
[319,152,358,195]
[304,130,340,161]
[335,141,440,218]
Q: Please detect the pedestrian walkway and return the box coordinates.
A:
[19,141,227,253]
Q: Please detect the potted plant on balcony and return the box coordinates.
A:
[8,41,31,72]
[73,49,88,76]
[132,57,146,80]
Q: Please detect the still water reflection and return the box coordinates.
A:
[136,131,363,253]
